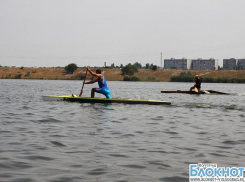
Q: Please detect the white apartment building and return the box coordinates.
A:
[223,58,238,70]
[237,59,245,70]
[190,58,219,70]
[164,58,191,70]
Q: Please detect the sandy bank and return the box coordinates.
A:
[1,67,245,82]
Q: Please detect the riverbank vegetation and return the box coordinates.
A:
[170,72,245,83]
[1,67,245,83]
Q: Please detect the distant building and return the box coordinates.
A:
[237,59,245,70]
[223,58,238,70]
[164,58,191,70]
[190,58,219,70]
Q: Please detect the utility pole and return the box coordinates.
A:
[161,52,162,68]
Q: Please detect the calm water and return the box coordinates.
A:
[0,79,245,182]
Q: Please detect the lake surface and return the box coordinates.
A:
[0,79,245,182]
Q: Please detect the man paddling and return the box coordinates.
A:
[84,66,111,99]
[190,75,201,92]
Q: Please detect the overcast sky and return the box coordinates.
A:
[0,0,245,67]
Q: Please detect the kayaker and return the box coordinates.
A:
[190,75,201,91]
[84,66,111,99]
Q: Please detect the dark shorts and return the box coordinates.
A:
[195,85,201,89]
[95,88,111,99]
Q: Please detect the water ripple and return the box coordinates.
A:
[222,140,245,145]
[108,154,129,158]
[119,164,147,169]
[50,141,66,147]
[87,168,108,175]
[24,155,54,161]
[148,161,171,168]
[1,80,245,182]
[158,176,188,182]
[37,118,64,123]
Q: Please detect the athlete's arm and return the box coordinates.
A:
[87,67,103,80]
[85,78,98,84]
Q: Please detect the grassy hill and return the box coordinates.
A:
[1,67,245,82]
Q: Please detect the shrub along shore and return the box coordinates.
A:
[1,67,245,83]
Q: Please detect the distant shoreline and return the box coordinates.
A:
[1,67,245,83]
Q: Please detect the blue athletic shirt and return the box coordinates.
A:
[98,74,109,90]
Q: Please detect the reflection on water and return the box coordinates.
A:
[0,79,245,182]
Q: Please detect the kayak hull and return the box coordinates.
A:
[161,90,230,95]
[42,95,171,105]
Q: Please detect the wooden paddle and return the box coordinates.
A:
[79,68,88,97]
[194,87,198,92]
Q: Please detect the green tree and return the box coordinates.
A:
[133,62,142,69]
[111,63,115,68]
[145,63,150,69]
[180,72,186,76]
[152,65,157,71]
[150,63,154,69]
[123,75,140,81]
[25,71,30,77]
[64,63,78,74]
[218,66,223,70]
[15,73,22,79]
[121,63,138,76]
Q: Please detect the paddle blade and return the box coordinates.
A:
[79,68,88,97]
[194,87,198,92]
[79,90,83,97]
